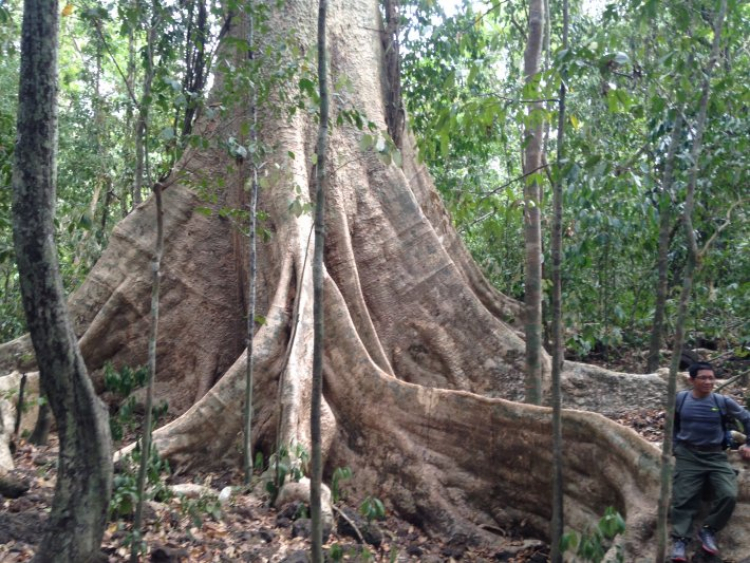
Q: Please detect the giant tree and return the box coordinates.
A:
[11,0,112,561]
[3,0,750,559]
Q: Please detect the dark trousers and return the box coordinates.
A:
[671,444,737,538]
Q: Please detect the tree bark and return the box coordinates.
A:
[522,0,545,405]
[12,0,112,561]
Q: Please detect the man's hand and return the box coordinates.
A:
[740,445,750,461]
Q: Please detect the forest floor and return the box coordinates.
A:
[0,431,552,562]
[1,360,747,563]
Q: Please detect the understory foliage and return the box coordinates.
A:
[561,506,626,562]
[401,0,749,366]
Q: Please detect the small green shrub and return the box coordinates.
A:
[561,506,626,563]
[264,443,309,499]
[180,492,223,527]
[103,362,149,442]
[109,447,172,520]
[359,495,386,523]
[331,466,352,503]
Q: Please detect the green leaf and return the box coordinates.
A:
[289,199,303,217]
[615,89,631,110]
[159,127,175,141]
[299,77,316,96]
[606,90,620,113]
[377,151,392,166]
[467,64,478,86]
[440,132,449,157]
[360,134,373,151]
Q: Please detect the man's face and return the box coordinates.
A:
[692,368,716,397]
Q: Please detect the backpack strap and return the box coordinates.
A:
[674,390,690,437]
[712,393,727,415]
[712,393,731,431]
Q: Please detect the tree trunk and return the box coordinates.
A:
[12,0,112,561]
[549,0,568,558]
[131,177,164,562]
[133,9,158,207]
[382,0,404,149]
[522,0,545,405]
[29,401,51,446]
[311,0,330,559]
[3,0,750,559]
[646,113,683,373]
[242,0,259,488]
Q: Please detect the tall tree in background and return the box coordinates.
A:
[522,0,545,404]
[11,0,112,561]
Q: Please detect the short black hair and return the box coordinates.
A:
[688,361,715,379]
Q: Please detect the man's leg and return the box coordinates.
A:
[671,450,707,539]
[703,455,738,532]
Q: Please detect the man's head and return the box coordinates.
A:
[688,361,715,379]
[689,361,716,398]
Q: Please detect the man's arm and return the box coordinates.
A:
[725,396,750,459]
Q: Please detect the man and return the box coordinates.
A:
[670,361,750,561]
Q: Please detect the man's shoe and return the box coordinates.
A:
[671,538,688,562]
[698,526,719,555]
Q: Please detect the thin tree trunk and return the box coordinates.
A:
[13,373,26,435]
[311,0,329,560]
[29,401,51,446]
[12,0,112,560]
[382,0,403,149]
[133,7,158,207]
[647,114,683,373]
[522,0,545,405]
[181,0,208,140]
[130,180,164,563]
[124,5,136,215]
[243,1,259,487]
[131,3,163,559]
[550,0,568,558]
[655,3,727,560]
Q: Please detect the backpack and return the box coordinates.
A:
[674,391,744,450]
